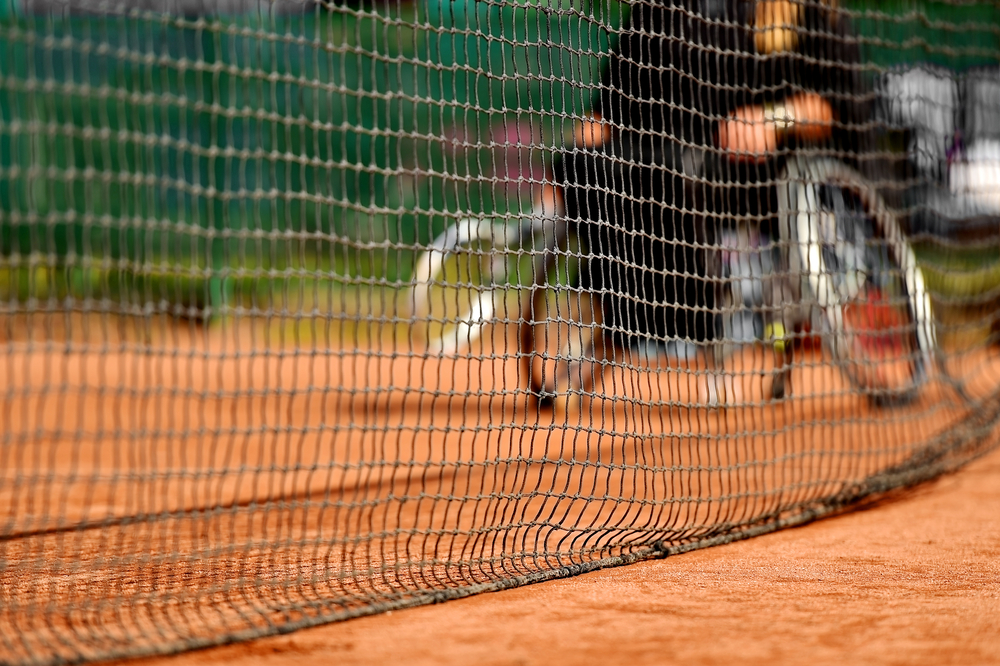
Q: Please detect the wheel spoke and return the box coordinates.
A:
[783,158,933,406]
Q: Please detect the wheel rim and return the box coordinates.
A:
[798,177,927,401]
[412,221,505,353]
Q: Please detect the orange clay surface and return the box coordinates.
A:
[126,444,1000,666]
[3,315,997,666]
[89,326,996,666]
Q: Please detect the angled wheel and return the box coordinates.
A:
[411,218,516,353]
[518,227,603,411]
[780,157,936,406]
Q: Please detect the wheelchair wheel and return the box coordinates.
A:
[411,218,515,353]
[518,228,602,410]
[779,157,936,406]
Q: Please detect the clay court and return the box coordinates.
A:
[3,314,999,665]
[136,438,1000,666]
[3,2,1000,663]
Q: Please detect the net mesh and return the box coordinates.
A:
[1,0,999,663]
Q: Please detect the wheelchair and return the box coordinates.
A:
[515,153,937,410]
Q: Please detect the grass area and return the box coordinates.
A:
[0,258,413,348]
[913,240,1000,300]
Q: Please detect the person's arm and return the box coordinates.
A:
[571,0,665,150]
[573,114,611,149]
[571,29,626,150]
[717,92,834,159]
[718,2,865,162]
[812,5,874,160]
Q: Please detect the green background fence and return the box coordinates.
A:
[0,0,996,316]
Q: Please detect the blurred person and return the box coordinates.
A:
[535,0,872,356]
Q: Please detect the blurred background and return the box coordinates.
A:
[0,0,997,339]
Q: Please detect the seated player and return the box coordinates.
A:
[535,0,871,358]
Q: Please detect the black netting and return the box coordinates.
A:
[1,1,998,663]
